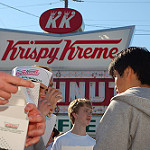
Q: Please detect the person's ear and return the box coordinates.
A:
[124,66,133,78]
[72,112,77,119]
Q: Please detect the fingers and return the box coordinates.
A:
[45,88,62,112]
[0,99,9,105]
[0,80,18,95]
[0,72,34,101]
[25,103,46,126]
[15,77,35,88]
[39,99,51,106]
[46,88,62,101]
[48,88,61,96]
[25,136,40,147]
[6,74,34,88]
[28,114,46,123]
[0,72,34,88]
[38,99,53,116]
[25,103,39,115]
[25,103,35,112]
[27,123,45,137]
[25,103,46,147]
[55,95,63,102]
[0,90,11,100]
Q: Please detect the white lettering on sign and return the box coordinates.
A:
[69,82,85,101]
[45,11,75,29]
[59,82,66,102]
[59,11,75,28]
[89,82,105,102]
[45,11,62,28]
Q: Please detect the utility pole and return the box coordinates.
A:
[65,0,68,8]
[63,0,84,8]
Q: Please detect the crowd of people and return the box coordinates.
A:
[0,46,150,150]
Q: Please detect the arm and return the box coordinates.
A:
[0,72,34,104]
[94,100,131,150]
[24,103,46,147]
[38,88,60,146]
[38,99,56,146]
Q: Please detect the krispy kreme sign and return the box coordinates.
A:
[0,26,134,70]
[2,39,121,64]
[39,8,83,34]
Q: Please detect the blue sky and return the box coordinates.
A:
[0,0,150,50]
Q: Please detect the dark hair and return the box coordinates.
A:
[108,47,150,85]
[52,128,60,139]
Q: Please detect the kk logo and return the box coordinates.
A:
[45,11,75,29]
[40,8,83,34]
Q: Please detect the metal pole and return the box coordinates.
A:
[65,0,68,8]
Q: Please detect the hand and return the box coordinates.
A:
[38,99,53,117]
[24,103,46,147]
[0,72,34,105]
[45,88,62,112]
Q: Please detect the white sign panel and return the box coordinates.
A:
[0,26,134,70]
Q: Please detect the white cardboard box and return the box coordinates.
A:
[0,83,40,150]
[0,106,28,150]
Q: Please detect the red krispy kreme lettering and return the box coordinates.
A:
[5,123,18,129]
[59,39,121,60]
[1,39,122,64]
[16,69,40,76]
[1,40,62,64]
